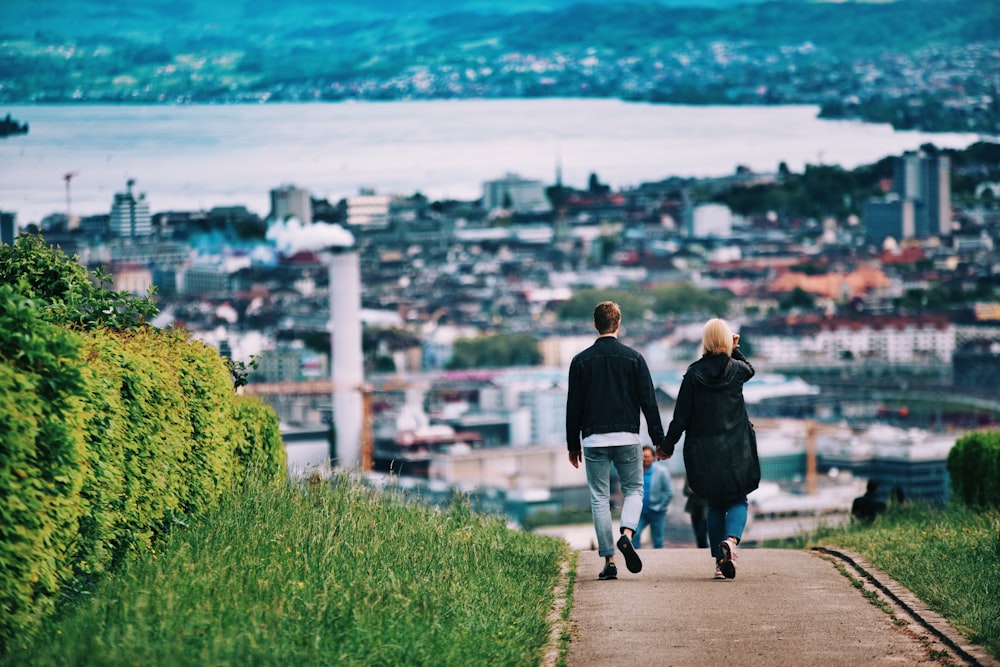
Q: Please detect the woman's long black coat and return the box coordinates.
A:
[664,349,760,503]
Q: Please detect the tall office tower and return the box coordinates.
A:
[0,211,15,245]
[863,196,915,245]
[482,173,552,213]
[893,151,951,237]
[270,184,312,225]
[109,179,152,237]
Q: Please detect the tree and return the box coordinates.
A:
[447,333,541,369]
[557,289,650,321]
[779,287,816,311]
[649,283,731,316]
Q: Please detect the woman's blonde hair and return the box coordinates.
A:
[702,317,733,356]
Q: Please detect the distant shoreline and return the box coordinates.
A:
[5,97,998,138]
[0,100,986,225]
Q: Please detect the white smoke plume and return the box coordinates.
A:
[266,217,355,255]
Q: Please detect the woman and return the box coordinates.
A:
[658,318,759,579]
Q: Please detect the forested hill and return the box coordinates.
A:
[2,0,997,133]
[6,0,993,55]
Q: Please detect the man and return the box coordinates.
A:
[633,445,673,549]
[566,301,671,580]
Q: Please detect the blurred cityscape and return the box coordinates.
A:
[4,144,1000,544]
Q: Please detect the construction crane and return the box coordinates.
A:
[63,171,79,222]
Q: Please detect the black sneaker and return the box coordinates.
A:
[598,563,618,580]
[617,535,642,573]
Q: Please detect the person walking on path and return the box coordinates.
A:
[682,478,710,548]
[632,445,672,549]
[852,479,888,523]
[566,301,671,580]
[659,318,758,580]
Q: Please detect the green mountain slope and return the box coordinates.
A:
[1,0,996,134]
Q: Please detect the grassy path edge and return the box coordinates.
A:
[542,551,578,667]
[812,546,1000,667]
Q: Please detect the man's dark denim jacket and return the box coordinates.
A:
[565,335,665,454]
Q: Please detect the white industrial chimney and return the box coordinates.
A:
[326,247,363,470]
[265,216,362,470]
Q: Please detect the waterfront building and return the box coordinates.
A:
[482,173,551,214]
[270,184,312,225]
[109,179,152,237]
[346,193,392,229]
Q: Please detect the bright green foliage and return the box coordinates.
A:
[0,233,158,330]
[447,333,542,369]
[231,396,287,481]
[805,503,1000,659]
[72,328,288,582]
[4,476,568,667]
[0,237,286,651]
[557,288,650,321]
[948,431,1000,508]
[0,284,89,645]
[649,282,731,316]
[556,284,731,322]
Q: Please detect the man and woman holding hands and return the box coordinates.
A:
[566,301,759,580]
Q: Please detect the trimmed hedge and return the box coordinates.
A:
[947,430,1000,508]
[0,284,286,649]
[0,285,89,646]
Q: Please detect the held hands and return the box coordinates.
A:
[656,440,674,460]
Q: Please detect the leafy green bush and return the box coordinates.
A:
[0,284,89,644]
[0,233,157,330]
[73,328,287,582]
[1,234,287,651]
[948,431,1000,508]
[231,395,287,481]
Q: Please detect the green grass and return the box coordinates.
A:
[2,475,569,667]
[797,502,1000,659]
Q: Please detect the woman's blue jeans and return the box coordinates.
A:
[584,444,643,558]
[707,496,749,561]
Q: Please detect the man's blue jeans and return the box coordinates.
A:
[633,508,666,549]
[707,496,749,561]
[584,444,643,558]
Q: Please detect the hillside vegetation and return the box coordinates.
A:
[0,234,286,649]
[802,502,1000,660]
[2,0,996,133]
[1,475,570,666]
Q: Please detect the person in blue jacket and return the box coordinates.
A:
[659,318,758,580]
[632,445,673,549]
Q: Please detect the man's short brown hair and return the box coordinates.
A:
[593,301,621,335]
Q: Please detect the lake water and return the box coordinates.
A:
[0,99,985,225]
